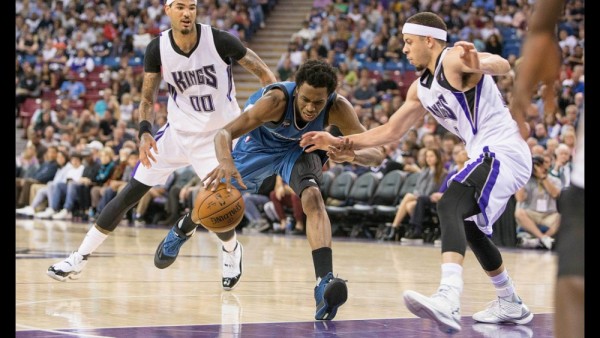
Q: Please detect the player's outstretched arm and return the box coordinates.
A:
[510,0,564,140]
[325,94,386,167]
[301,80,427,151]
[450,41,511,76]
[204,89,286,191]
[237,48,277,87]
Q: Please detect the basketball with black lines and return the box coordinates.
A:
[193,183,245,233]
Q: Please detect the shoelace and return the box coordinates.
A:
[163,231,185,255]
[432,285,452,299]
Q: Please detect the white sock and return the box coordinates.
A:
[490,270,518,301]
[440,263,464,293]
[222,232,238,252]
[77,225,109,256]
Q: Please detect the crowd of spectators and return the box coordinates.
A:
[16,0,584,249]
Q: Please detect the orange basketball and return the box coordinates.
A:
[193,183,245,233]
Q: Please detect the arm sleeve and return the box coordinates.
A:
[143,38,161,73]
[211,27,247,61]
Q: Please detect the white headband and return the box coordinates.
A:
[166,0,197,5]
[402,23,447,41]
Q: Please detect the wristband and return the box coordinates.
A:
[138,120,153,139]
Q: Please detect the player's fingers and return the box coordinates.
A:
[151,139,159,155]
[147,151,157,163]
[234,172,247,190]
[212,172,225,191]
[304,144,316,153]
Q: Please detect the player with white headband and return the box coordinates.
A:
[301,12,534,333]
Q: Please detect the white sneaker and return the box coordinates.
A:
[52,209,72,220]
[35,207,56,219]
[472,323,533,338]
[403,285,462,334]
[47,252,88,282]
[518,237,540,249]
[472,297,534,324]
[540,236,554,250]
[16,206,35,216]
[222,241,243,290]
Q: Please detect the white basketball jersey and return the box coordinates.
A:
[159,24,241,133]
[417,48,531,175]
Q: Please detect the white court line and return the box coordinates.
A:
[15,324,114,338]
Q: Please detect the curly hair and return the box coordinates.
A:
[294,59,338,95]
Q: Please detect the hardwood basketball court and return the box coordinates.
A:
[16,219,555,337]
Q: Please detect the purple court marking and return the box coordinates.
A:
[16,313,553,337]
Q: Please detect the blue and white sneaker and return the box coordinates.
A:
[154,225,195,269]
[314,272,348,320]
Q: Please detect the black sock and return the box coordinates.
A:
[312,247,333,280]
[177,213,198,236]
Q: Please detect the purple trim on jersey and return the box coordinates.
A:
[154,122,169,142]
[452,77,484,135]
[453,92,475,134]
[453,156,482,183]
[226,64,233,101]
[477,146,499,226]
[131,160,141,177]
[131,123,170,177]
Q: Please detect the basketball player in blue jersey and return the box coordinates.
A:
[47,0,276,291]
[179,59,386,320]
[511,1,584,337]
[301,13,534,333]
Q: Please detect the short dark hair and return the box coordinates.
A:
[294,59,338,95]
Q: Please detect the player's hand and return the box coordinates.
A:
[327,137,356,163]
[454,41,480,70]
[202,158,247,192]
[300,131,341,153]
[139,133,158,169]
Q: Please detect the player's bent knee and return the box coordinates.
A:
[301,186,325,212]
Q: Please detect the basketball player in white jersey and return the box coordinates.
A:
[301,12,534,334]
[47,0,276,291]
[511,1,584,337]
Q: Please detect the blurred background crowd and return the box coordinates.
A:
[15,0,584,249]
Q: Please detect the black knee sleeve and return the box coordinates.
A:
[96,178,151,232]
[289,152,325,197]
[464,220,503,271]
[437,182,481,256]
